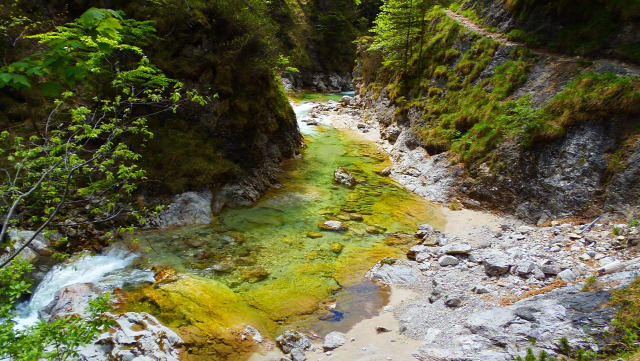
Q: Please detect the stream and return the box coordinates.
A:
[17,95,445,361]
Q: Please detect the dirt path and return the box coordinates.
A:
[444,9,640,75]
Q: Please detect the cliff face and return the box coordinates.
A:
[1,0,304,213]
[354,2,640,223]
[469,0,640,62]
[275,0,382,92]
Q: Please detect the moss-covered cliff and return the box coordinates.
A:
[1,0,303,208]
[355,1,640,221]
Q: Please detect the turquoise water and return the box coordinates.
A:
[121,99,444,360]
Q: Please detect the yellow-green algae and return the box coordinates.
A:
[121,104,445,360]
[124,276,277,360]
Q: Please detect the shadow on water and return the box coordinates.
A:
[119,98,445,360]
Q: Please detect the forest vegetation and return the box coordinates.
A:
[1,0,639,359]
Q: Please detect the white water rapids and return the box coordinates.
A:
[13,248,153,329]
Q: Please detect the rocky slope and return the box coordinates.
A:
[352,3,640,223]
[270,213,640,361]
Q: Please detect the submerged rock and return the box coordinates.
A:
[153,267,179,284]
[365,225,386,234]
[334,167,358,187]
[319,220,348,231]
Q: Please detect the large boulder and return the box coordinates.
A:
[78,312,183,361]
[150,191,212,229]
[39,283,101,322]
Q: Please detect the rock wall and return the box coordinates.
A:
[281,71,353,93]
[465,0,640,62]
[353,7,640,223]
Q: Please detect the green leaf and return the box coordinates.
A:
[0,73,11,83]
[12,74,31,88]
[97,42,112,53]
[40,81,64,96]
[96,17,123,40]
[63,67,87,82]
[26,67,44,77]
[79,8,107,29]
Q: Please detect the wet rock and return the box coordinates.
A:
[365,225,386,234]
[78,312,183,361]
[483,251,512,276]
[337,214,351,221]
[334,167,358,187]
[349,213,364,221]
[212,260,235,273]
[319,221,348,231]
[276,331,313,354]
[307,232,323,238]
[323,331,348,350]
[39,283,101,322]
[153,267,179,284]
[243,267,270,283]
[439,255,460,267]
[331,243,343,253]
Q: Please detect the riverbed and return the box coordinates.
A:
[17,95,447,361]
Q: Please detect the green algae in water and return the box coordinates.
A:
[123,106,444,360]
[289,92,345,103]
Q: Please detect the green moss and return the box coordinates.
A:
[502,0,640,58]
[364,5,640,168]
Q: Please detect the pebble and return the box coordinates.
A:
[438,255,460,266]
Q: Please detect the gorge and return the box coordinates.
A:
[1,0,639,361]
